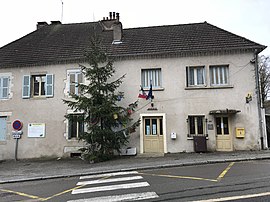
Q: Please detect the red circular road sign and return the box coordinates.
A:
[12,120,23,130]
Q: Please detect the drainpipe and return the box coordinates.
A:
[254,50,264,149]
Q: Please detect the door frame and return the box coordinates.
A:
[215,115,233,151]
[140,113,167,154]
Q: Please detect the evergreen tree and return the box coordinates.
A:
[64,38,140,162]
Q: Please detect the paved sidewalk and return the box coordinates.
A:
[1,150,270,184]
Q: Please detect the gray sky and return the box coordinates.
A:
[0,0,269,56]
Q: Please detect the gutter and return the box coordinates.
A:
[254,49,264,149]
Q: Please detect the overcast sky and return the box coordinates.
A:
[0,0,269,56]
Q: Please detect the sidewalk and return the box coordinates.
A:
[1,150,270,184]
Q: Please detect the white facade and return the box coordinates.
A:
[0,50,264,160]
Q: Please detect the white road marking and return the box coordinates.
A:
[72,182,149,195]
[190,191,270,202]
[77,176,143,185]
[67,191,159,202]
[80,171,139,180]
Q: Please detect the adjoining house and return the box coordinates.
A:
[0,12,267,160]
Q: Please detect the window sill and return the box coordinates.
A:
[187,137,209,140]
[185,85,233,90]
[143,87,165,91]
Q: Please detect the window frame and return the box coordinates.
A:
[0,76,10,99]
[186,66,206,87]
[187,115,208,138]
[141,68,162,89]
[67,114,85,139]
[209,65,229,86]
[22,74,54,99]
[67,69,83,96]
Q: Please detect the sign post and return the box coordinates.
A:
[12,120,23,161]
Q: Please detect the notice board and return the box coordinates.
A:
[28,123,46,138]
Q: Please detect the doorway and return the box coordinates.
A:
[143,117,164,153]
[215,116,233,151]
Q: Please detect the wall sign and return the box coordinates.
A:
[28,123,46,138]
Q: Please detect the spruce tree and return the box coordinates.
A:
[64,38,140,162]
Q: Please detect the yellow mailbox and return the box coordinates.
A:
[236,128,245,138]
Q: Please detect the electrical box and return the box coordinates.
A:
[171,132,177,140]
[236,128,245,138]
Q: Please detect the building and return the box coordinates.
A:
[0,13,267,160]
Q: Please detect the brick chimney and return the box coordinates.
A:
[36,21,48,30]
[100,12,123,44]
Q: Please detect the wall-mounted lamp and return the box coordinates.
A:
[246,92,252,103]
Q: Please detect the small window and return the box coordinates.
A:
[0,77,9,99]
[186,66,205,86]
[141,68,161,88]
[22,74,54,98]
[68,114,84,139]
[68,70,83,96]
[210,65,229,86]
[187,115,207,137]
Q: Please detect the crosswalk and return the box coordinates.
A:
[67,171,159,202]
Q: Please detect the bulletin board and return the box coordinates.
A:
[28,123,46,138]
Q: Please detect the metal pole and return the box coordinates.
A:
[254,50,264,149]
[15,138,18,161]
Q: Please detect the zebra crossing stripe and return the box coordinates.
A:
[72,182,149,195]
[79,171,139,180]
[67,191,159,202]
[77,176,143,185]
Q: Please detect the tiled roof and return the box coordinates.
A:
[0,21,266,68]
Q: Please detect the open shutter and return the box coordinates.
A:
[45,74,54,97]
[22,75,30,98]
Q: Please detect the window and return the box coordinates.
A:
[186,66,205,86]
[68,114,84,139]
[22,74,54,98]
[187,116,207,137]
[0,77,9,99]
[68,70,83,95]
[144,117,163,136]
[33,75,46,96]
[210,65,229,85]
[141,68,161,88]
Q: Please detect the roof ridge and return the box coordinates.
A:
[123,21,207,30]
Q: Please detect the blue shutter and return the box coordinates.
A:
[22,75,30,98]
[45,74,54,97]
[0,117,7,141]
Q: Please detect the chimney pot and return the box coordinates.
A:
[113,12,116,19]
[109,12,112,20]
[116,13,120,21]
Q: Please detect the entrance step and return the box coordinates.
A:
[136,153,164,158]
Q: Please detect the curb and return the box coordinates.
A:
[1,155,270,184]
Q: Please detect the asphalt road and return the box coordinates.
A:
[1,160,270,201]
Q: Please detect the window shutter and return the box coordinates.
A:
[22,75,30,99]
[45,74,54,97]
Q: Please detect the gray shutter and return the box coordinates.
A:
[45,74,54,97]
[22,75,30,98]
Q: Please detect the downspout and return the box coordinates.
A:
[254,49,264,149]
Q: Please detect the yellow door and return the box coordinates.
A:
[216,116,233,151]
[144,117,164,153]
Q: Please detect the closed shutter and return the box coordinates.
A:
[0,117,7,141]
[22,75,30,98]
[45,74,54,97]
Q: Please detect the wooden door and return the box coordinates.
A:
[216,116,233,151]
[143,117,164,153]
